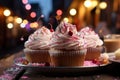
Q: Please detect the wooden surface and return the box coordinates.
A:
[0,51,120,80]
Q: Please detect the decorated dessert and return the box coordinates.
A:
[78,27,103,60]
[24,26,53,63]
[49,21,87,66]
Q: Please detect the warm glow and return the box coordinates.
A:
[6,16,14,22]
[23,19,28,24]
[99,2,107,9]
[3,9,11,16]
[96,8,100,14]
[69,8,77,16]
[91,1,98,8]
[63,17,69,23]
[30,22,38,28]
[22,0,28,4]
[16,17,22,24]
[84,0,92,8]
[25,4,31,10]
[7,23,13,29]
[30,12,36,18]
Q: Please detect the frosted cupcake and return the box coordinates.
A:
[49,21,87,66]
[78,27,103,60]
[24,26,53,63]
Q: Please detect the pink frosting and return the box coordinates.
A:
[25,26,53,50]
[78,27,103,48]
[84,61,98,66]
[50,21,86,50]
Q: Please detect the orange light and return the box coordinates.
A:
[23,19,28,24]
[30,22,38,28]
[6,16,14,22]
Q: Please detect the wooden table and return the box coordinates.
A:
[0,51,120,80]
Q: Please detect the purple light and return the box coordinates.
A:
[25,23,31,31]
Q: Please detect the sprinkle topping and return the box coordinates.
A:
[68,31,73,36]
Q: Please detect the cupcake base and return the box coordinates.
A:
[24,48,51,63]
[85,47,102,60]
[49,49,87,67]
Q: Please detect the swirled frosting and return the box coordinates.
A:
[25,26,53,50]
[78,27,103,48]
[50,21,86,50]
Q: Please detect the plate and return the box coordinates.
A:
[14,57,110,74]
[14,57,109,67]
[109,56,120,63]
[107,52,120,63]
[107,52,115,58]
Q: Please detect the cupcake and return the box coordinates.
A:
[78,27,103,60]
[49,21,87,66]
[24,26,53,63]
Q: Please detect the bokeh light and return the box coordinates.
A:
[22,0,28,4]
[23,19,28,24]
[30,22,38,28]
[40,14,44,18]
[15,17,22,24]
[56,9,63,16]
[69,8,77,16]
[25,4,31,10]
[63,17,69,22]
[6,16,14,23]
[7,23,13,29]
[99,2,107,9]
[91,1,98,8]
[84,0,92,8]
[3,9,11,16]
[30,12,36,18]
[20,23,26,28]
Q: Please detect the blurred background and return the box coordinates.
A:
[0,0,120,57]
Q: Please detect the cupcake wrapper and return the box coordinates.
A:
[24,48,51,63]
[49,49,87,66]
[85,47,101,60]
[49,49,87,56]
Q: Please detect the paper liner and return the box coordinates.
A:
[85,47,101,60]
[49,49,87,66]
[24,48,51,63]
